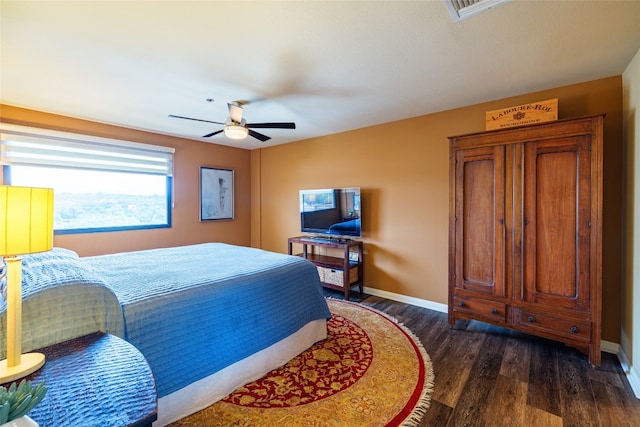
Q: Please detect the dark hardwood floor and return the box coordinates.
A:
[324,289,640,427]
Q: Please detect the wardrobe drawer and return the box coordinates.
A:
[514,308,591,344]
[453,295,506,323]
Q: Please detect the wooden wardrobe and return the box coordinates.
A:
[447,114,604,366]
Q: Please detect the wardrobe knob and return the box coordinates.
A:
[570,326,579,334]
[528,316,536,323]
[459,301,466,307]
[491,308,498,315]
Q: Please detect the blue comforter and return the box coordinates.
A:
[6,244,330,398]
[84,243,331,397]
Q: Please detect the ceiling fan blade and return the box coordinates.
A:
[202,129,224,138]
[228,102,244,123]
[248,129,271,142]
[169,114,224,125]
[246,122,296,129]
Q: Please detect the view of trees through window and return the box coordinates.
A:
[9,165,170,232]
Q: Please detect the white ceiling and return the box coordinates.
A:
[1,1,639,150]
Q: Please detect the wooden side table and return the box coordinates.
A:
[3,332,157,427]
[288,236,364,300]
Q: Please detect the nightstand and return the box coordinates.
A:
[3,332,157,427]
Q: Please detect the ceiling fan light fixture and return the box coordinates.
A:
[224,124,249,139]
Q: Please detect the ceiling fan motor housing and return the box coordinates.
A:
[225,117,246,126]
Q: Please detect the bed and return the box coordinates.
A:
[1,243,331,426]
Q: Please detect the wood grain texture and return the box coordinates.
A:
[484,375,527,426]
[449,115,604,366]
[499,334,531,383]
[327,289,640,426]
[527,342,561,416]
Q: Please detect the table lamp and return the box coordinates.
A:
[0,185,54,383]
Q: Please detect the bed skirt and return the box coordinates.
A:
[154,318,328,426]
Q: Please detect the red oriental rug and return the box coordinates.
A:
[170,299,434,426]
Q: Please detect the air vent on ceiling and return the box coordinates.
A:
[446,0,511,22]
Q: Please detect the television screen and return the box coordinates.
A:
[299,187,361,238]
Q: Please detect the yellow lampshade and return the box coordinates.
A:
[0,186,54,257]
[0,185,54,382]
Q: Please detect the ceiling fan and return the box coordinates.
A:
[169,101,296,142]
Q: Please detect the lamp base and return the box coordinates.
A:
[0,353,45,384]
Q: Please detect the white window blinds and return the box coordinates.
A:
[0,124,174,176]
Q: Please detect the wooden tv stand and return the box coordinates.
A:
[288,236,363,301]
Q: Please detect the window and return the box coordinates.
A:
[1,124,174,234]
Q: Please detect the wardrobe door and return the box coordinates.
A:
[521,135,592,312]
[452,145,506,300]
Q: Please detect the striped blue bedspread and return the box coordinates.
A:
[83,243,331,397]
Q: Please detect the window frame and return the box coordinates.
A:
[1,124,174,234]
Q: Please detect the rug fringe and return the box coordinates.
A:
[325,297,435,427]
[399,318,435,427]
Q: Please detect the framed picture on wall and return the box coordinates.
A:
[200,166,234,221]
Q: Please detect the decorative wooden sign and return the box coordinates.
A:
[485,98,558,131]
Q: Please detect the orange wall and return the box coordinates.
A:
[0,76,624,342]
[0,104,252,256]
[254,76,624,343]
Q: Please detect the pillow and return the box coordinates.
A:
[20,247,109,299]
[0,247,125,357]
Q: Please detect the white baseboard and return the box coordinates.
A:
[601,340,619,355]
[628,367,640,399]
[616,346,640,398]
[362,287,640,397]
[362,286,449,313]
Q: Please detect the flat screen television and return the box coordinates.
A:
[299,187,361,238]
